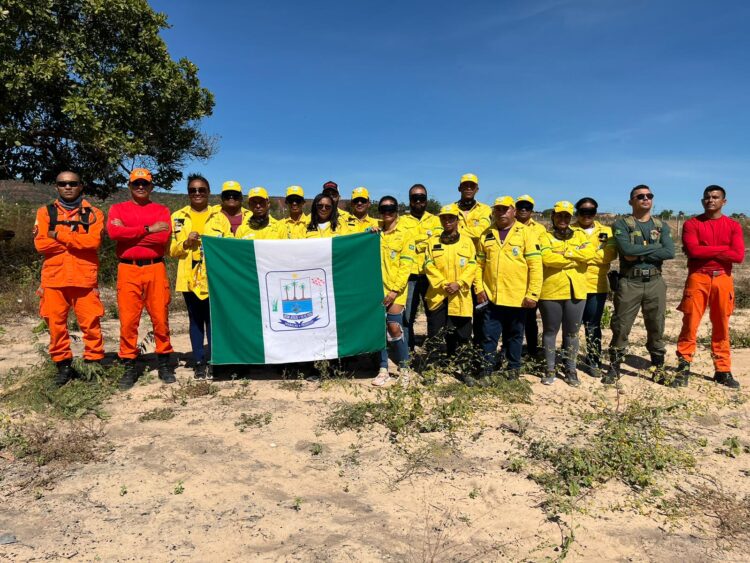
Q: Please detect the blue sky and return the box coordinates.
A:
[152,0,749,213]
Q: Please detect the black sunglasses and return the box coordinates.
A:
[409,194,427,202]
[316,203,333,210]
[188,187,208,195]
[56,181,80,188]
[577,207,597,216]
[221,192,242,200]
[286,196,304,205]
[516,203,533,211]
[379,204,398,214]
[131,180,152,188]
[634,193,654,201]
[352,198,369,205]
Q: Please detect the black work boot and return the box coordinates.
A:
[565,369,581,388]
[158,354,176,384]
[119,359,138,390]
[54,359,76,387]
[505,368,520,381]
[714,371,740,389]
[676,358,691,387]
[194,361,207,380]
[602,362,620,385]
[651,356,668,385]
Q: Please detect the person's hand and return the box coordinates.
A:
[383,290,398,308]
[183,231,201,249]
[47,230,57,239]
[521,297,537,308]
[445,282,460,295]
[476,291,488,304]
[111,218,124,227]
[367,225,381,233]
[148,221,170,233]
[624,255,638,262]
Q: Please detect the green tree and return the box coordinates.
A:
[426,198,442,214]
[0,0,215,197]
[658,209,674,220]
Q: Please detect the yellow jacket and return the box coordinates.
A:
[475,221,543,307]
[573,220,617,293]
[345,214,380,234]
[277,214,310,240]
[520,217,547,239]
[539,228,597,300]
[380,222,417,307]
[236,216,280,240]
[170,205,222,299]
[400,212,443,275]
[203,208,252,238]
[337,208,352,222]
[456,201,492,241]
[424,233,477,317]
[305,219,350,238]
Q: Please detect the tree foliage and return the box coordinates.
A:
[0,0,215,197]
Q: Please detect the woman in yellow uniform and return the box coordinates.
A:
[538,201,597,386]
[372,196,416,386]
[423,204,476,364]
[573,197,617,378]
[305,193,349,238]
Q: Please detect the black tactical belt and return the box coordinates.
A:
[119,257,164,267]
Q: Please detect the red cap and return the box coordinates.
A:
[322,180,338,191]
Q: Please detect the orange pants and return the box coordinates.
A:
[677,272,734,371]
[117,262,173,359]
[39,286,104,362]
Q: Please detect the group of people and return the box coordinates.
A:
[34,169,745,391]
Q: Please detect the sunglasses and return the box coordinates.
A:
[286,197,304,205]
[131,180,152,188]
[316,203,333,210]
[409,194,427,202]
[221,192,242,200]
[577,208,597,216]
[352,198,369,205]
[516,203,533,211]
[56,181,80,188]
[188,187,208,195]
[634,193,654,201]
[379,204,398,214]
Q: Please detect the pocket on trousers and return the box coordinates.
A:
[677,289,694,313]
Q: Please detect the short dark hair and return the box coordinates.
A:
[629,184,651,199]
[409,184,427,195]
[575,197,598,210]
[703,184,726,199]
[187,173,210,189]
[379,195,398,208]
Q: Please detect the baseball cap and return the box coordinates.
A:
[460,173,479,185]
[129,168,152,183]
[286,185,304,198]
[493,196,515,207]
[351,187,369,200]
[553,200,575,214]
[516,194,536,206]
[438,203,460,217]
[322,181,338,192]
[248,186,269,200]
[222,180,242,193]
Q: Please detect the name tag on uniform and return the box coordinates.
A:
[460,257,466,267]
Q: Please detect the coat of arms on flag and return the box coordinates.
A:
[267,270,329,330]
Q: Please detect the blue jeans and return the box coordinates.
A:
[380,311,409,369]
[482,304,526,373]
[581,292,608,366]
[404,275,428,350]
[183,292,211,363]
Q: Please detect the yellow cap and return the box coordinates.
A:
[222,180,242,193]
[351,186,370,200]
[516,194,535,206]
[247,186,269,200]
[553,200,575,214]
[438,203,460,217]
[460,173,478,185]
[493,196,515,207]
[286,185,304,198]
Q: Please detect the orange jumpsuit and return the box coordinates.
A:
[34,200,105,362]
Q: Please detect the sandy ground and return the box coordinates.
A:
[2,256,750,562]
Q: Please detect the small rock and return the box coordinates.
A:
[0,533,17,545]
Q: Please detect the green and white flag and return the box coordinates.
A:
[203,232,385,364]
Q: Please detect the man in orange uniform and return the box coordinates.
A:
[676,185,745,388]
[107,168,175,389]
[34,171,105,386]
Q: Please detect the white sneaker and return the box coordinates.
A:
[372,368,393,387]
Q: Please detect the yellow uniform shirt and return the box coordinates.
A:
[475,221,543,307]
[277,214,310,240]
[345,213,380,234]
[519,217,547,240]
[424,233,477,318]
[337,208,352,223]
[456,200,492,242]
[400,212,443,275]
[380,222,417,307]
[235,216,280,240]
[203,208,252,238]
[539,228,597,300]
[304,220,350,238]
[170,205,222,299]
[573,220,617,294]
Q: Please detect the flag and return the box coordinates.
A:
[202,232,385,364]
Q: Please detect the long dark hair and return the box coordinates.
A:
[307,193,340,232]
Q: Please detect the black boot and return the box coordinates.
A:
[565,369,581,388]
[651,355,668,385]
[158,354,176,384]
[714,371,740,389]
[54,359,75,387]
[119,359,138,390]
[505,368,520,381]
[602,362,620,385]
[194,361,207,380]
[676,358,691,387]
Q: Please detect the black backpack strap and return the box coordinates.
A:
[47,203,59,231]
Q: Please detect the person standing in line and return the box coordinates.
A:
[572,197,617,378]
[107,168,175,389]
[372,196,416,387]
[169,174,215,380]
[423,204,476,366]
[305,193,350,238]
[401,184,443,351]
[34,170,105,386]
[538,201,596,386]
[204,180,251,237]
[675,185,745,388]
[604,185,675,385]
[515,194,547,360]
[276,185,309,239]
[475,197,542,384]
[321,181,351,222]
[346,187,380,233]
[235,187,280,240]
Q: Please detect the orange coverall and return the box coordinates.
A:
[33,200,105,362]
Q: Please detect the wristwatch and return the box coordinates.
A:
[144,225,150,233]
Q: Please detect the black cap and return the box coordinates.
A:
[322,180,338,192]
